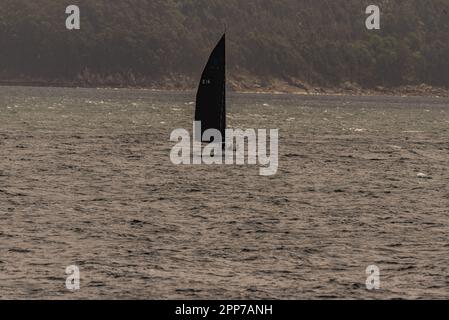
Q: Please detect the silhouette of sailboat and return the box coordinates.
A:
[195,34,226,145]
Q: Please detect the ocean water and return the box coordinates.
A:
[0,86,449,299]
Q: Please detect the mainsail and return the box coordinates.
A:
[195,34,226,143]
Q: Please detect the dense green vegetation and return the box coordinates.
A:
[0,0,448,89]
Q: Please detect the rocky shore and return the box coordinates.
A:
[1,76,448,98]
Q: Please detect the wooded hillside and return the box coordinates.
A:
[0,0,448,91]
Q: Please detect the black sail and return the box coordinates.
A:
[195,34,226,143]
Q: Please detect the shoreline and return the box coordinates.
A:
[1,79,448,98]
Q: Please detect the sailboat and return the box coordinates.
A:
[194,34,226,145]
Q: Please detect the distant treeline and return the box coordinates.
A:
[0,0,448,89]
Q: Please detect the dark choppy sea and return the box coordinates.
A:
[1,86,449,299]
